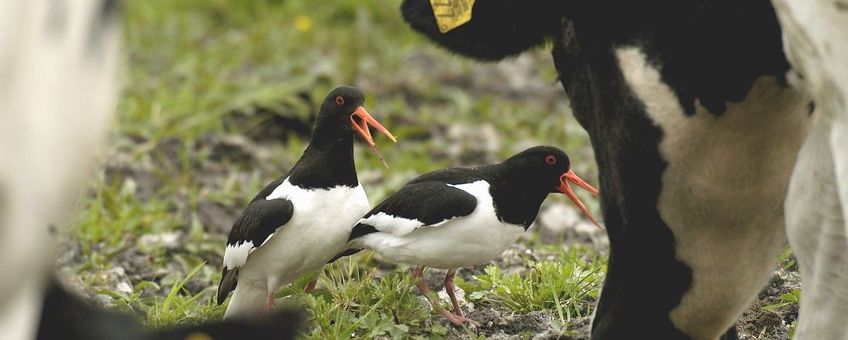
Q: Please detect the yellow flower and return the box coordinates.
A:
[294,15,312,32]
[184,332,213,340]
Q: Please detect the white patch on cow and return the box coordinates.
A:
[359,212,425,236]
[223,177,370,319]
[0,1,121,338]
[616,47,811,338]
[223,241,254,270]
[353,180,525,269]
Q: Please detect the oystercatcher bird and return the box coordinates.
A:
[217,86,396,319]
[340,146,600,325]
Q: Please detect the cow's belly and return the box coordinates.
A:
[617,47,811,339]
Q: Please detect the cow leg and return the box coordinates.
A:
[785,119,848,339]
[583,47,811,339]
[771,0,848,338]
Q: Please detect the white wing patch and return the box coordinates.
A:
[265,177,309,201]
[359,212,424,236]
[223,241,254,270]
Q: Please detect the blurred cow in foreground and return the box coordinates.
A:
[0,1,299,339]
[400,0,847,338]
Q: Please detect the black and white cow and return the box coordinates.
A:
[399,0,847,338]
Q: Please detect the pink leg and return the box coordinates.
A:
[444,269,463,316]
[412,266,479,327]
[265,293,274,312]
[304,278,318,294]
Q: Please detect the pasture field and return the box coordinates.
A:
[59,1,799,338]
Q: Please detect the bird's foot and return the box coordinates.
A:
[438,308,480,327]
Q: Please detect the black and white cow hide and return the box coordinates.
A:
[400,0,817,339]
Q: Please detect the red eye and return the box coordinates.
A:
[545,155,557,164]
[335,96,345,106]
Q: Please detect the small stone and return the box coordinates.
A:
[203,134,258,165]
[93,294,115,308]
[445,123,501,165]
[116,281,133,295]
[538,204,580,234]
[138,231,182,251]
[437,286,474,311]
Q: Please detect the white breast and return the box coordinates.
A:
[238,178,370,284]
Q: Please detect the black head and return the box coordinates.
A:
[500,146,601,227]
[314,86,365,135]
[501,146,572,192]
[312,86,396,148]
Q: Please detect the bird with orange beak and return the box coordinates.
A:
[217,86,396,319]
[335,146,600,326]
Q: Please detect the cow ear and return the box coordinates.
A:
[401,0,567,61]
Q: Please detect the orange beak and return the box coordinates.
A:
[350,106,396,146]
[558,169,603,229]
[350,106,397,167]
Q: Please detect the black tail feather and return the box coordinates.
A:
[217,267,239,305]
[327,248,363,264]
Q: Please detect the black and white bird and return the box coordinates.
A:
[217,86,396,319]
[340,146,600,325]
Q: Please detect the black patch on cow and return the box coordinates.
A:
[553,19,691,338]
[807,101,816,115]
[643,1,790,116]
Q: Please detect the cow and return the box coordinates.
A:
[399,0,845,338]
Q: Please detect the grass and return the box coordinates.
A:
[58,0,799,338]
[464,247,603,319]
[61,1,602,337]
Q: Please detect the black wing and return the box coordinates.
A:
[217,195,293,304]
[348,180,478,240]
[226,197,294,248]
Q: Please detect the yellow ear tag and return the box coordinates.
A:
[429,0,475,33]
